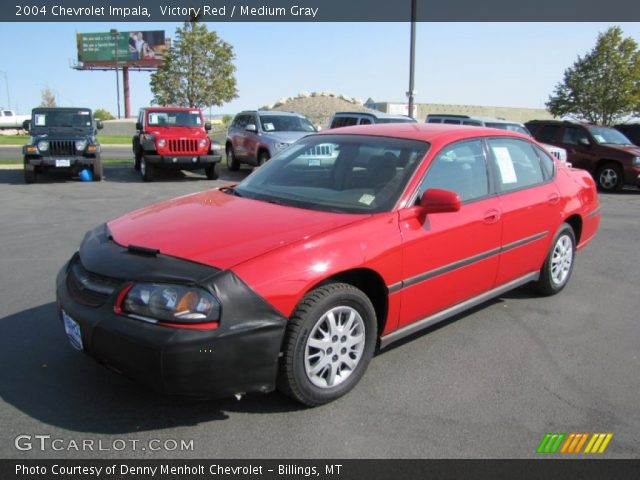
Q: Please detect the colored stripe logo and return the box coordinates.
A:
[537,433,612,454]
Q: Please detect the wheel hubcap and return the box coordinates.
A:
[599,168,617,189]
[550,234,573,286]
[304,306,366,389]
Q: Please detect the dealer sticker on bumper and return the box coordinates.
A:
[55,159,71,167]
[62,310,83,350]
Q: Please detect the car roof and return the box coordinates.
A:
[333,111,415,120]
[428,114,524,126]
[526,119,603,128]
[242,110,305,117]
[316,122,531,147]
[32,107,92,112]
[142,107,200,112]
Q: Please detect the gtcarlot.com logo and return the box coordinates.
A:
[14,435,194,452]
[537,432,613,454]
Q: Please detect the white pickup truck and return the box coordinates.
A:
[0,109,30,130]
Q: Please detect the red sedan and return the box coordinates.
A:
[56,124,600,406]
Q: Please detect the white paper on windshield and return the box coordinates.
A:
[492,147,518,184]
[308,158,321,167]
[592,134,605,143]
[359,194,375,206]
[34,114,46,126]
[263,123,275,132]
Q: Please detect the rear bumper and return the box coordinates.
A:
[144,154,221,169]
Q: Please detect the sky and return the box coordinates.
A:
[1,22,639,117]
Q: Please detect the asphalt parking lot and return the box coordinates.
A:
[0,165,638,459]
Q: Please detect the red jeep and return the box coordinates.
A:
[132,107,221,182]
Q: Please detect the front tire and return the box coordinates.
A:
[24,165,36,184]
[257,150,270,167]
[205,163,219,180]
[92,156,103,181]
[596,162,623,192]
[140,156,155,182]
[278,283,377,406]
[226,145,240,171]
[532,223,576,296]
[134,149,142,171]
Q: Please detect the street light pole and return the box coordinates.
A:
[0,70,11,111]
[407,0,417,119]
[111,29,121,119]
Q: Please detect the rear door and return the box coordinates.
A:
[398,139,502,328]
[486,137,560,285]
[560,125,599,172]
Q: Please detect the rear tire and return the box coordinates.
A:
[140,156,155,182]
[596,162,623,192]
[532,223,576,296]
[227,145,240,171]
[205,163,219,180]
[277,283,377,406]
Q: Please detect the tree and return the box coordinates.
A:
[150,21,238,108]
[40,88,57,108]
[93,108,115,121]
[546,26,640,126]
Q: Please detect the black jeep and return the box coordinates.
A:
[22,107,103,183]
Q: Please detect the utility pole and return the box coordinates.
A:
[406,0,417,119]
[0,70,11,111]
[111,29,121,119]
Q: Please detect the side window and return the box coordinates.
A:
[444,119,462,125]
[359,117,372,125]
[562,126,589,145]
[533,144,556,180]
[427,118,442,123]
[536,124,561,143]
[235,115,249,129]
[417,140,489,202]
[488,138,546,192]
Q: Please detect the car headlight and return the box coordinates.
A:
[199,138,209,149]
[633,156,640,166]
[275,142,291,151]
[117,283,221,326]
[37,140,49,152]
[75,140,88,151]
[157,139,167,148]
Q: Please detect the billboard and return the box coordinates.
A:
[76,31,167,68]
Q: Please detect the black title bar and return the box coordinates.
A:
[4,0,640,22]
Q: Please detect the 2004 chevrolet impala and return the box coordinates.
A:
[56,124,600,406]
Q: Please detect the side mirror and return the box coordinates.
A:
[245,124,257,133]
[135,121,142,131]
[419,188,461,214]
[22,120,31,132]
[96,120,104,130]
[578,137,590,147]
[205,121,212,132]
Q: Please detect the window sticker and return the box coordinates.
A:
[263,123,275,132]
[592,134,605,143]
[34,114,46,126]
[78,111,90,115]
[308,158,321,167]
[493,146,518,184]
[359,194,375,205]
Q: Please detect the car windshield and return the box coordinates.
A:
[587,126,633,145]
[259,115,316,132]
[485,122,530,135]
[233,134,429,214]
[32,110,93,130]
[147,110,202,127]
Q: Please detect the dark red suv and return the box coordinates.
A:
[526,120,640,191]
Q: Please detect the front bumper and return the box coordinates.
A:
[55,225,287,398]
[623,165,640,187]
[25,156,97,169]
[144,154,221,169]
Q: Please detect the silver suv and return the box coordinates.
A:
[426,114,568,164]
[225,110,317,170]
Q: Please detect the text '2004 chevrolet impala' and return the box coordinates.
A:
[56,124,600,406]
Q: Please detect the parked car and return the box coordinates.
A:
[0,109,30,130]
[225,110,317,170]
[427,114,568,164]
[614,123,640,146]
[56,123,599,406]
[526,119,640,192]
[22,107,103,184]
[132,107,221,182]
[329,111,417,129]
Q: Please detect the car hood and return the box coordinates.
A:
[107,189,364,270]
[600,144,640,156]
[262,131,311,144]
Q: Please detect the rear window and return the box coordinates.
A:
[331,117,359,129]
[536,124,561,143]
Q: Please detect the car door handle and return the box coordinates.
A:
[483,210,501,224]
[548,193,560,205]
